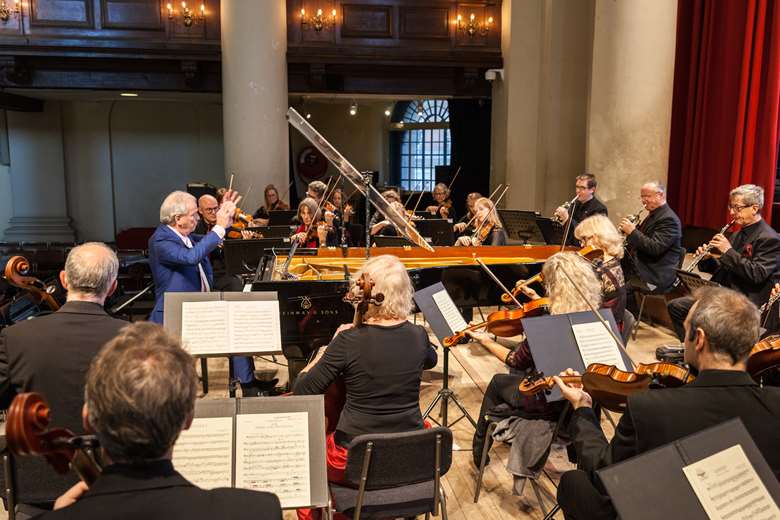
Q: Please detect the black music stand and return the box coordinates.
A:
[223,237,293,276]
[676,270,720,294]
[498,209,547,244]
[372,236,415,248]
[268,210,298,226]
[244,225,296,238]
[414,219,455,246]
[413,283,478,430]
[535,217,565,245]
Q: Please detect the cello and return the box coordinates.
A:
[3,255,61,313]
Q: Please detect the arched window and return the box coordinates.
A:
[397,100,451,192]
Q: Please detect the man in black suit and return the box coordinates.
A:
[195,193,243,292]
[619,181,684,293]
[42,322,282,520]
[668,184,780,340]
[553,287,780,520]
[0,242,127,506]
[555,174,609,246]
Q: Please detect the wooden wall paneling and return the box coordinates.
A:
[29,0,94,28]
[341,3,392,39]
[100,0,163,30]
[399,6,449,40]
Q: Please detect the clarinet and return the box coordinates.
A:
[684,220,736,273]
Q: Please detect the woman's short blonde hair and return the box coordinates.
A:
[542,252,602,315]
[574,215,624,259]
[354,255,413,320]
[474,197,502,228]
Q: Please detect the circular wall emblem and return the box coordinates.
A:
[297,146,328,181]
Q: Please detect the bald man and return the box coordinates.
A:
[196,194,220,232]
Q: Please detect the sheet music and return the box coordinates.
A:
[571,322,627,371]
[431,289,468,334]
[181,301,228,355]
[682,444,780,520]
[172,416,234,489]
[235,412,311,508]
[228,300,282,353]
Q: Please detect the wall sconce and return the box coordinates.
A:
[0,0,20,24]
[300,7,336,32]
[456,12,493,37]
[167,1,205,28]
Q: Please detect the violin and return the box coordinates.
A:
[3,256,61,311]
[747,334,780,381]
[518,362,695,412]
[500,246,604,304]
[6,393,102,485]
[226,207,258,240]
[443,297,550,347]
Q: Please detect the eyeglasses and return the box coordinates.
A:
[575,185,590,191]
[728,204,751,211]
[202,207,218,214]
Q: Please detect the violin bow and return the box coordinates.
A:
[559,195,578,252]
[411,181,426,214]
[473,254,523,307]
[446,166,462,193]
[280,180,295,204]
[462,184,502,230]
[472,185,509,242]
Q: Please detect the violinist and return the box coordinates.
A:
[252,184,290,224]
[453,192,483,236]
[468,252,603,467]
[0,243,127,507]
[554,287,780,519]
[42,323,283,519]
[370,201,409,238]
[453,197,506,247]
[425,182,455,220]
[293,255,437,520]
[327,188,353,224]
[291,197,332,248]
[194,194,243,292]
[574,215,627,326]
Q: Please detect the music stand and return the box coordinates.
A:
[498,209,546,244]
[535,217,565,245]
[268,210,298,226]
[223,237,292,276]
[244,225,296,238]
[414,219,455,246]
[372,235,416,248]
[676,270,720,294]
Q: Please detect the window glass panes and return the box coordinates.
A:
[399,100,451,192]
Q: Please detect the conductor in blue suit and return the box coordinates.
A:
[148,190,272,396]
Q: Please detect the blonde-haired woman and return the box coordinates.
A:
[454,197,507,246]
[574,214,627,326]
[294,255,437,520]
[468,252,602,466]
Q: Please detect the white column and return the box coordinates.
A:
[4,100,75,242]
[586,0,677,221]
[221,0,289,211]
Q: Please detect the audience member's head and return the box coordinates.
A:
[197,194,219,226]
[353,255,413,321]
[160,191,199,236]
[84,322,197,464]
[542,252,602,315]
[574,214,624,259]
[61,242,119,304]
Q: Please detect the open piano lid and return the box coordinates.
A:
[287,107,434,252]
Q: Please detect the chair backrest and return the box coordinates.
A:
[343,427,453,490]
[621,309,635,345]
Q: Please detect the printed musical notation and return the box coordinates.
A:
[572,321,627,372]
[172,416,234,489]
[235,412,311,508]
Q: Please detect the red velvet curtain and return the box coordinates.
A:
[667,0,780,228]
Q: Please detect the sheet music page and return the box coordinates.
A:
[571,321,627,371]
[431,289,468,334]
[235,412,311,508]
[227,300,281,354]
[181,301,228,355]
[682,444,780,520]
[172,416,234,489]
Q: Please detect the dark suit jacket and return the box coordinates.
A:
[37,460,282,520]
[699,218,780,305]
[570,370,780,480]
[565,197,609,246]
[624,203,684,292]
[0,301,128,505]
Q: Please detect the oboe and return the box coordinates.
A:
[684,220,736,273]
[552,196,578,224]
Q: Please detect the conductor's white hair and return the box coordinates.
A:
[160,191,196,224]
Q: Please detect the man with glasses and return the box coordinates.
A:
[667,184,780,340]
[195,194,242,292]
[555,173,608,246]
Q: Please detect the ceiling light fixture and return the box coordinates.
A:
[120,92,139,97]
[349,102,358,116]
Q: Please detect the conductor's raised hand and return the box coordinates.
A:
[553,368,592,409]
[216,199,237,228]
[221,189,242,206]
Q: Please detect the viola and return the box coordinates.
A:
[500,246,604,304]
[3,256,61,311]
[747,334,780,381]
[442,297,550,347]
[226,207,258,240]
[518,362,695,412]
[6,393,102,485]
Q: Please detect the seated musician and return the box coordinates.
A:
[195,194,242,291]
[293,255,438,520]
[554,287,780,519]
[618,181,684,293]
[468,252,602,467]
[44,323,282,519]
[668,184,780,341]
[425,182,456,220]
[573,215,627,327]
[369,201,408,237]
[453,197,506,246]
[368,189,401,229]
[453,192,483,236]
[0,243,127,507]
[327,188,353,224]
[555,174,608,246]
[291,197,334,248]
[252,184,290,224]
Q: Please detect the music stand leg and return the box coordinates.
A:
[228,356,237,398]
[200,357,209,394]
[423,347,478,429]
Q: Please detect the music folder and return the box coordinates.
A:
[413,282,468,346]
[596,418,780,520]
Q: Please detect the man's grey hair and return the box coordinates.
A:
[85,322,197,464]
[643,181,666,194]
[730,184,764,209]
[64,242,118,297]
[688,287,759,363]
[160,191,196,224]
[308,181,327,198]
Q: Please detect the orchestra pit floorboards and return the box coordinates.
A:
[0,311,677,520]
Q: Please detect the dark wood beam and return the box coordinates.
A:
[0,92,43,112]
